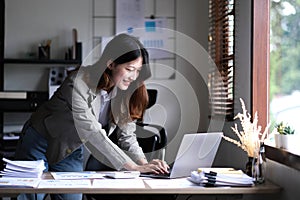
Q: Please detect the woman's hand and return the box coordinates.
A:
[123,159,169,174]
[147,159,170,174]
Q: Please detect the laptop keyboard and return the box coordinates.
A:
[140,169,172,179]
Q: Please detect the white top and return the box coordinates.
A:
[99,89,117,130]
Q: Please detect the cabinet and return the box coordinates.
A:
[1,58,81,112]
[0,59,81,167]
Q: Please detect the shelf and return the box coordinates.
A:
[3,58,81,65]
[265,145,300,171]
[0,91,48,112]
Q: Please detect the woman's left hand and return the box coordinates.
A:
[148,159,170,174]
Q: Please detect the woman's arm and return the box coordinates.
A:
[70,72,136,170]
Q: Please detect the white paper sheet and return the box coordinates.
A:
[51,171,104,180]
[0,178,41,188]
[38,179,92,188]
[92,178,145,188]
[116,0,144,34]
[144,178,198,189]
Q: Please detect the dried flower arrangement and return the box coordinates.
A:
[223,98,270,158]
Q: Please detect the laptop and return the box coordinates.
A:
[140,132,223,179]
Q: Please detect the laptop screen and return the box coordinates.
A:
[169,132,223,178]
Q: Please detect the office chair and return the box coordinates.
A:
[135,89,167,161]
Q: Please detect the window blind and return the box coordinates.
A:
[208,0,235,119]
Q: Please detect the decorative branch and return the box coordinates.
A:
[223,98,270,158]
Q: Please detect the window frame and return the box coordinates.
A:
[252,0,269,130]
[253,0,300,169]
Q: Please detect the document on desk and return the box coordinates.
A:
[0,178,41,188]
[144,178,198,189]
[92,178,145,188]
[189,168,254,187]
[51,171,104,180]
[102,171,140,179]
[38,179,92,188]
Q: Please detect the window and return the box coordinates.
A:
[208,0,235,120]
[268,0,300,157]
[270,0,300,137]
[253,0,300,168]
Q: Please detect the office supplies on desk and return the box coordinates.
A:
[141,132,223,179]
[0,158,45,178]
[188,168,254,187]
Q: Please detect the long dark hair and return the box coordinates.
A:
[85,34,151,124]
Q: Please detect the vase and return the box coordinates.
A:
[245,143,266,184]
[245,157,254,177]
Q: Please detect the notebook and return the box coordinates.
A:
[141,132,223,179]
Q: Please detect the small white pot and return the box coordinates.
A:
[274,134,295,149]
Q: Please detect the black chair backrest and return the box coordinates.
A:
[146,89,157,109]
[85,89,167,171]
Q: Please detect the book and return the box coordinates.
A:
[0,158,46,178]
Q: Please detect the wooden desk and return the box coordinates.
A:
[0,172,281,198]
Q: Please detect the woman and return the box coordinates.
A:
[15,33,169,200]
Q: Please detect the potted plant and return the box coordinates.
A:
[274,121,295,149]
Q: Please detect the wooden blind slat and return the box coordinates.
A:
[208,0,235,119]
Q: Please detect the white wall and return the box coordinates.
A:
[4,0,92,91]
[5,0,92,59]
[3,0,210,164]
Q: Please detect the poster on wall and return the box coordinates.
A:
[115,0,175,79]
[140,18,173,60]
[115,0,145,34]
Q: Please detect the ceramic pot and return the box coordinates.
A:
[275,134,294,149]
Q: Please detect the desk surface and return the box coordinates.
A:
[0,172,281,195]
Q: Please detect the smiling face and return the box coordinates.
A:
[109,56,143,90]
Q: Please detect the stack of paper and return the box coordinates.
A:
[0,158,46,178]
[188,168,254,187]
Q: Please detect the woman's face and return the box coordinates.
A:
[110,56,143,90]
